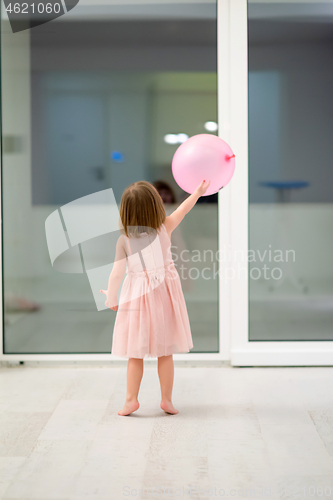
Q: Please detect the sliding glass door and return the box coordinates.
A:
[248,1,333,342]
[229,0,333,366]
[6,0,330,364]
[1,1,220,357]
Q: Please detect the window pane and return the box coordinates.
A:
[248,1,333,340]
[1,1,218,354]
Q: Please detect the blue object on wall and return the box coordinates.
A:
[111,151,124,163]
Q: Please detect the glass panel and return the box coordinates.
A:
[1,1,218,354]
[248,1,333,340]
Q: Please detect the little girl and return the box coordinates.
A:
[101,179,210,416]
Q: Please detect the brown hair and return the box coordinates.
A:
[120,181,166,237]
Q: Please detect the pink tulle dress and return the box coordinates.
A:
[111,223,193,359]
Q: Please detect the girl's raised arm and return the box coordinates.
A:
[164,180,210,235]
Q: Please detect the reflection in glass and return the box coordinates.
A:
[249,1,333,340]
[1,1,218,353]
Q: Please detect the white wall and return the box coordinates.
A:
[26,204,333,298]
[249,204,333,283]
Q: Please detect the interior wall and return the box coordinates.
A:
[1,21,35,280]
[249,40,333,203]
[31,71,217,206]
[249,204,333,283]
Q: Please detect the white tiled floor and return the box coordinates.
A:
[1,365,333,499]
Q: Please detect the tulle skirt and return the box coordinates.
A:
[111,263,193,359]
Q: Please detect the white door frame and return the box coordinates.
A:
[227,0,333,366]
[3,0,331,365]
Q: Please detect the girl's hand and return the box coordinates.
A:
[100,290,118,311]
[195,180,211,197]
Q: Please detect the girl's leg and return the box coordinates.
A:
[157,355,178,415]
[118,358,143,416]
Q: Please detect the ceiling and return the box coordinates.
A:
[30,19,217,47]
[249,20,333,45]
[27,2,333,49]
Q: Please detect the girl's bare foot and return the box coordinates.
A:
[160,399,179,415]
[118,399,140,416]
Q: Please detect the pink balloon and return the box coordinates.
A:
[172,134,235,196]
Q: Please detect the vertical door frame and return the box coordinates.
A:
[217,0,232,361]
